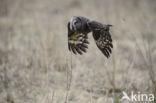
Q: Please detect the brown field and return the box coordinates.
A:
[0,0,156,103]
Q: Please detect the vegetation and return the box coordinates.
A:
[0,0,155,103]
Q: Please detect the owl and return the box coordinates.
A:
[67,16,113,58]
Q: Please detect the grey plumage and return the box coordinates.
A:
[67,16,113,58]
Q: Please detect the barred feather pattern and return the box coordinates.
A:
[68,32,89,55]
[93,28,113,58]
[67,16,113,58]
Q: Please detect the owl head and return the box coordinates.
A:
[69,16,82,31]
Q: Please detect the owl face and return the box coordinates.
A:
[70,16,82,31]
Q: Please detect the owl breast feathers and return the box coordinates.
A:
[67,16,113,58]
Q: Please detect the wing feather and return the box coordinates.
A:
[67,22,89,55]
[95,29,113,58]
[88,21,113,58]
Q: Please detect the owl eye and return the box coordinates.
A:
[73,20,78,25]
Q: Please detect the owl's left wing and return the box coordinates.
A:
[67,22,89,55]
[88,21,113,58]
[94,29,113,58]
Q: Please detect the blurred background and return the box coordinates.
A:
[0,0,156,103]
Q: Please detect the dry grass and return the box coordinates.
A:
[0,0,156,103]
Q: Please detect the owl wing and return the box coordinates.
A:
[88,21,113,58]
[67,22,89,55]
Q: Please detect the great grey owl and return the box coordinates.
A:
[67,16,113,58]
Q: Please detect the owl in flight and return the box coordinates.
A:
[67,16,113,58]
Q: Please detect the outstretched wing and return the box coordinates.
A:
[94,29,113,58]
[88,21,113,58]
[67,22,89,55]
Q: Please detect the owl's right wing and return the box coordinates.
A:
[67,22,89,55]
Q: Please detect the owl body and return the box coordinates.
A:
[67,16,113,58]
